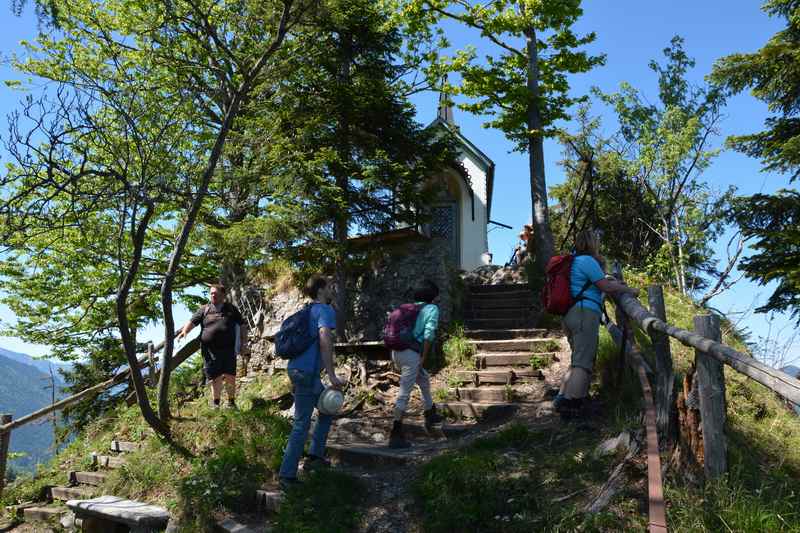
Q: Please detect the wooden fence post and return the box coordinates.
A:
[648,286,675,441]
[0,414,12,499]
[694,315,727,479]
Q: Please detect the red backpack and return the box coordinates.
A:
[541,255,592,315]
[383,303,423,351]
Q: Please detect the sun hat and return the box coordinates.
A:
[317,387,344,415]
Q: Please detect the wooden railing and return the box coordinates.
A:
[605,277,800,532]
[0,334,200,497]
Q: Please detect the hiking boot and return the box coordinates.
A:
[559,398,584,422]
[303,454,331,471]
[388,421,411,449]
[424,405,444,430]
[211,399,221,410]
[278,477,301,492]
[552,393,567,412]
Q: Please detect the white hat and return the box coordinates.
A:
[317,388,344,415]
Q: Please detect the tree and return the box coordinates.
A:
[400,0,603,281]
[1,0,307,437]
[590,37,737,296]
[712,0,800,322]
[249,0,455,336]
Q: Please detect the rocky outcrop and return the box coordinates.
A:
[461,264,528,286]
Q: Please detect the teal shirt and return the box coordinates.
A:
[412,303,439,343]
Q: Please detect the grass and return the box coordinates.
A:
[441,322,476,369]
[412,424,645,532]
[274,470,365,532]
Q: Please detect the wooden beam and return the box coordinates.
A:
[648,285,675,441]
[695,315,727,479]
[0,336,199,435]
[615,293,800,406]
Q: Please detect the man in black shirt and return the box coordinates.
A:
[177,284,249,408]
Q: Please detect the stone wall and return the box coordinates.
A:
[239,236,462,374]
[344,236,461,342]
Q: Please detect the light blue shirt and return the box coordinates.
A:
[570,255,604,314]
[287,303,337,374]
[413,303,439,343]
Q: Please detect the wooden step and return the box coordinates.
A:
[217,517,261,533]
[69,471,108,487]
[468,283,530,294]
[465,328,547,340]
[327,444,413,466]
[453,387,512,403]
[467,297,535,309]
[454,368,544,385]
[92,454,126,469]
[471,338,561,352]
[465,308,536,320]
[23,505,65,522]
[438,401,516,421]
[110,440,142,453]
[478,352,557,367]
[255,490,284,514]
[465,318,536,330]
[50,485,96,501]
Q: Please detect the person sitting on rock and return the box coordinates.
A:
[389,280,444,448]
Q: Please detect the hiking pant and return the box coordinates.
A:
[560,305,601,400]
[278,369,333,479]
[391,348,434,421]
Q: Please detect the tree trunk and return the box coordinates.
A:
[333,30,353,338]
[118,205,170,438]
[523,18,555,278]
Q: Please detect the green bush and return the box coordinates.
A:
[441,322,476,369]
[274,470,364,533]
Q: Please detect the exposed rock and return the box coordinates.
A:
[594,431,631,458]
[461,264,527,286]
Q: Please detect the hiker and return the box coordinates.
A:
[509,224,532,267]
[177,284,249,409]
[278,275,345,488]
[388,280,444,449]
[554,229,639,419]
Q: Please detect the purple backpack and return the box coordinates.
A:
[383,303,423,351]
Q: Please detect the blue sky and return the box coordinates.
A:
[0,1,797,363]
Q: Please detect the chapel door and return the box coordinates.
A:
[430,203,459,267]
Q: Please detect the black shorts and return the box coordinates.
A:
[202,348,237,379]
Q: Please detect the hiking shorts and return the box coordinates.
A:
[203,347,237,379]
[563,305,601,371]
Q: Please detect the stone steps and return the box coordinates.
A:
[23,505,66,522]
[452,386,512,403]
[470,338,560,352]
[69,471,108,487]
[453,368,544,385]
[464,328,547,340]
[468,283,530,294]
[438,401,516,420]
[465,308,536,320]
[93,453,127,469]
[465,317,535,330]
[110,440,142,453]
[49,485,96,501]
[477,352,557,367]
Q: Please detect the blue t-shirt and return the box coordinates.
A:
[570,255,605,314]
[287,303,337,374]
[412,303,439,343]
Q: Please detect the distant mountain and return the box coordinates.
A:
[0,346,70,378]
[0,350,67,473]
[781,365,800,378]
